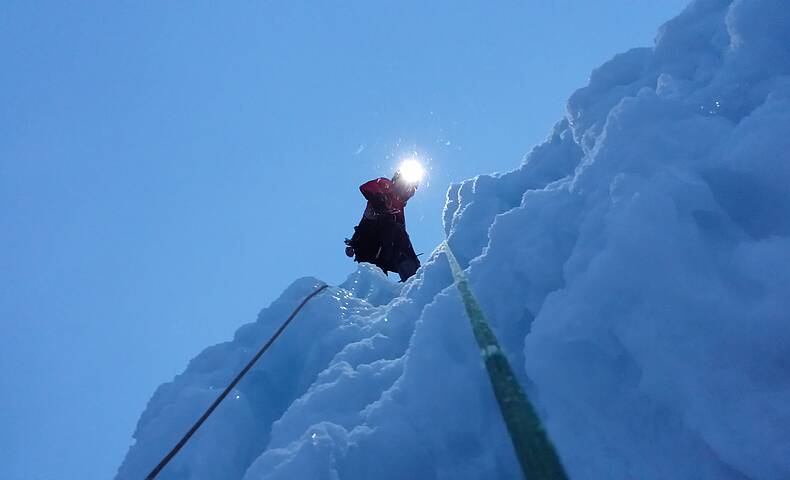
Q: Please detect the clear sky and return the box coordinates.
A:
[1,1,689,479]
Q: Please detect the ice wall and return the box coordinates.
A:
[117,1,790,478]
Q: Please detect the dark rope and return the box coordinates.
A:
[146,283,330,480]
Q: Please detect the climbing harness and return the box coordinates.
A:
[443,241,568,480]
[145,283,329,480]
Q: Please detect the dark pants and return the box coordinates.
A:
[350,217,420,281]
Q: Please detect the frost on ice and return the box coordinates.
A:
[117,1,790,478]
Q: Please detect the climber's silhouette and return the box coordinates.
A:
[345,167,421,282]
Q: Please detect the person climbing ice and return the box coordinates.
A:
[345,158,424,282]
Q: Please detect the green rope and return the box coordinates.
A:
[443,241,568,480]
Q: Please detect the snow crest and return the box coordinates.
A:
[117,1,790,478]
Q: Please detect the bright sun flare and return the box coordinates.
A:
[398,158,425,184]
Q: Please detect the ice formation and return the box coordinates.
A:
[117,1,790,478]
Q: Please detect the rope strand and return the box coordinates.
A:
[443,241,568,480]
[145,283,329,480]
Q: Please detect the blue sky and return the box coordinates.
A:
[1,2,688,478]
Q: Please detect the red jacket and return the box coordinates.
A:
[360,177,416,225]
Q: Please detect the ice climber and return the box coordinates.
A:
[345,160,423,282]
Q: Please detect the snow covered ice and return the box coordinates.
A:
[117,1,790,478]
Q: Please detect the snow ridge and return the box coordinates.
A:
[118,1,790,478]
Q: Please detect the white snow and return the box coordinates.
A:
[117,1,790,478]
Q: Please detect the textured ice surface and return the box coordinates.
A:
[118,1,790,478]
